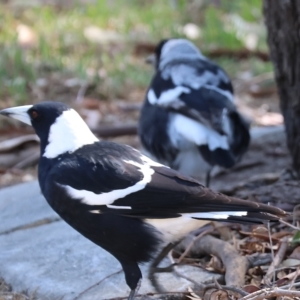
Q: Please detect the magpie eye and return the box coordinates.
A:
[30,110,39,119]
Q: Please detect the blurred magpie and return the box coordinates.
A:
[139,38,250,186]
[0,102,285,300]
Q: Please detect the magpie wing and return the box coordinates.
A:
[51,141,286,221]
[148,59,236,134]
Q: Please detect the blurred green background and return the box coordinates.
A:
[0,0,272,106]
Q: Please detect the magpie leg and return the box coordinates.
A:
[127,279,141,300]
[205,169,211,187]
[120,261,142,300]
[148,242,179,292]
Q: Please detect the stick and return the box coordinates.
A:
[177,229,213,263]
[92,124,137,138]
[240,287,300,300]
[177,234,248,286]
[262,236,289,285]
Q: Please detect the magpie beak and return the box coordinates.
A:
[145,53,156,65]
[0,105,33,126]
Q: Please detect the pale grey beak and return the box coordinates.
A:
[0,105,33,126]
[145,54,156,66]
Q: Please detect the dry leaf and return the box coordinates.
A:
[289,246,300,260]
[277,270,288,279]
[187,287,202,300]
[206,255,225,273]
[240,241,265,254]
[272,231,292,240]
[243,285,260,293]
[215,225,232,241]
[281,258,300,267]
[203,289,229,300]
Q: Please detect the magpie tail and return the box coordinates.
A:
[185,189,288,224]
[229,111,251,159]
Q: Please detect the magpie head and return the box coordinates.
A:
[145,39,169,69]
[148,38,204,70]
[0,101,98,158]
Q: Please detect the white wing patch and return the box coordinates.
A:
[44,109,98,159]
[147,87,190,108]
[168,113,229,151]
[62,158,157,206]
[182,211,247,219]
[146,211,246,242]
[107,204,131,210]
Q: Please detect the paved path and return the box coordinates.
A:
[0,181,216,300]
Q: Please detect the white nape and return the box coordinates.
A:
[43,109,98,158]
[168,113,229,151]
[62,159,156,206]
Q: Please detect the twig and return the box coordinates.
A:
[73,269,122,300]
[12,149,40,169]
[203,283,249,297]
[293,204,300,226]
[262,236,289,285]
[92,124,137,138]
[76,82,89,104]
[267,221,276,283]
[176,234,248,286]
[279,219,300,230]
[177,229,213,263]
[279,281,300,289]
[240,287,300,300]
[0,292,29,299]
[288,267,300,290]
[103,291,189,300]
[213,277,222,290]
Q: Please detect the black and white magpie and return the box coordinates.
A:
[139,38,251,186]
[0,101,286,300]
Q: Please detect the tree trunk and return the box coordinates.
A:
[263,0,300,176]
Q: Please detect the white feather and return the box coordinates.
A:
[168,113,229,151]
[182,211,247,219]
[62,158,156,206]
[145,217,210,242]
[43,109,98,159]
[159,39,206,70]
[147,87,189,108]
[173,147,212,176]
[146,211,247,242]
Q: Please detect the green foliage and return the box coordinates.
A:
[292,231,300,244]
[0,0,269,105]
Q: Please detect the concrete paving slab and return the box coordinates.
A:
[0,181,219,300]
[0,181,58,234]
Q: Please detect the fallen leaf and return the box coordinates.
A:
[187,287,202,300]
[281,258,300,268]
[289,246,300,260]
[204,289,229,300]
[243,285,260,293]
[206,255,225,273]
[272,231,293,240]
